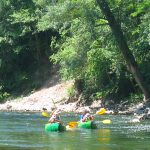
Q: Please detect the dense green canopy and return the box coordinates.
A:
[0,0,150,103]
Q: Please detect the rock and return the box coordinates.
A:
[130,118,140,123]
[6,104,12,110]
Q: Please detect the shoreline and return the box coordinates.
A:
[1,79,150,119]
[1,98,150,123]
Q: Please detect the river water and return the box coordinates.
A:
[0,112,150,150]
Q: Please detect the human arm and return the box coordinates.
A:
[81,113,92,122]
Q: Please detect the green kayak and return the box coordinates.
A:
[45,123,66,132]
[78,121,97,129]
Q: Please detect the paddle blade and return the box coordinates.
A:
[96,108,106,115]
[68,122,78,128]
[101,119,112,124]
[42,112,49,117]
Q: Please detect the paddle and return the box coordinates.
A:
[100,119,112,124]
[68,108,110,128]
[68,122,79,128]
[68,119,111,128]
[95,108,112,124]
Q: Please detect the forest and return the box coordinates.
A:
[0,0,150,104]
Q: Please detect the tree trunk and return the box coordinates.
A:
[74,79,84,95]
[35,34,40,66]
[96,0,150,101]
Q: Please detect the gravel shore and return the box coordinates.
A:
[0,79,77,112]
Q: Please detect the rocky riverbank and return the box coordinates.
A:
[0,74,102,113]
[0,74,150,122]
[0,79,75,112]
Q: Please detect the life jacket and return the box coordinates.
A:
[81,113,94,122]
[49,110,61,123]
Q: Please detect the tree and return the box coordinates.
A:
[96,0,150,101]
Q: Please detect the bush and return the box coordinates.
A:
[0,86,10,103]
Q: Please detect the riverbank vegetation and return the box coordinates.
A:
[0,0,150,105]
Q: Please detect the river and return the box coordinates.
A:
[0,112,150,150]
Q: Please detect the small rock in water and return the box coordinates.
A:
[130,118,140,123]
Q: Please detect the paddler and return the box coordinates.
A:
[79,109,94,122]
[48,108,62,123]
[42,108,49,117]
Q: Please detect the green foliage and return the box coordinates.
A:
[0,86,10,103]
[50,17,92,79]
[10,9,35,24]
[127,93,143,104]
[50,0,150,101]
[90,91,108,101]
[96,19,108,25]
[67,85,76,97]
[33,0,49,7]
[0,0,54,97]
[37,1,76,31]
[130,0,150,17]
[0,0,149,103]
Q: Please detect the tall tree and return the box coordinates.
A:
[96,0,150,101]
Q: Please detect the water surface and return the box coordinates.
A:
[0,112,150,150]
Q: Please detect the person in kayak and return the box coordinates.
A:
[48,108,62,123]
[79,109,94,122]
[42,108,49,117]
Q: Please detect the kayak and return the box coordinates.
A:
[45,123,66,132]
[96,108,106,115]
[45,121,97,132]
[42,112,49,117]
[78,121,97,129]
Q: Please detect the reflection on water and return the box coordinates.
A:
[0,112,150,150]
[98,129,111,142]
[97,129,111,150]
